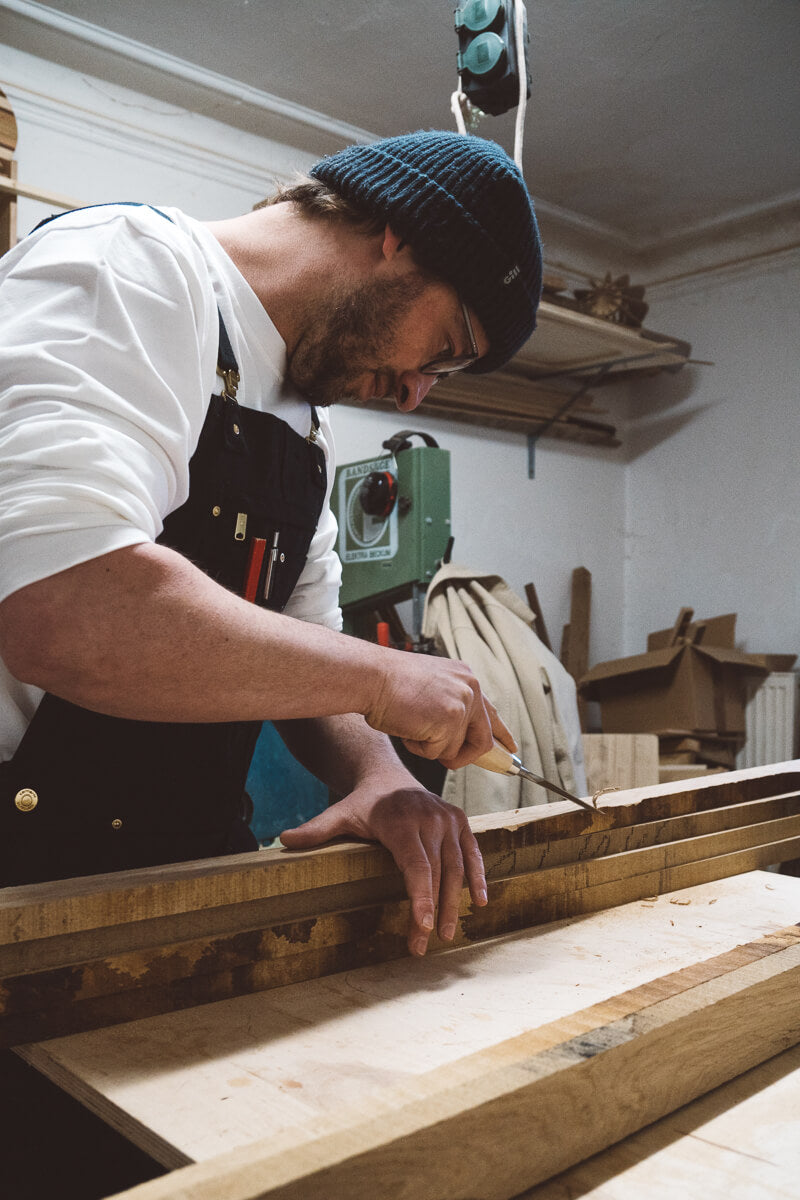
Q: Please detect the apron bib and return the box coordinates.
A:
[0,240,326,885]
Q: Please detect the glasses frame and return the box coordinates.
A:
[419,299,480,378]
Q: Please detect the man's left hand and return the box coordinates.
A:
[280,784,487,957]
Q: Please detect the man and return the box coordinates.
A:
[0,130,542,957]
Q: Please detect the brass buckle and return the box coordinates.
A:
[217,365,240,401]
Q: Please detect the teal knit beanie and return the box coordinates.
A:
[310,130,542,374]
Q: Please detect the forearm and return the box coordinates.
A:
[0,541,507,765]
[275,712,414,798]
[0,542,382,723]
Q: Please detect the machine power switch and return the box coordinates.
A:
[359,470,398,518]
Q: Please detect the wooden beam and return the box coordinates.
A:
[102,925,800,1200]
[0,159,16,255]
[582,732,659,793]
[523,581,553,652]
[1,763,798,1048]
[8,762,795,947]
[0,173,79,210]
[563,566,592,728]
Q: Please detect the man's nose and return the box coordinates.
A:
[395,371,437,412]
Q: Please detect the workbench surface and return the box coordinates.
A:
[17,869,800,1197]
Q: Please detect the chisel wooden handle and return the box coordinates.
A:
[474,739,603,816]
[474,739,520,776]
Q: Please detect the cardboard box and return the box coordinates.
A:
[580,638,767,735]
[647,612,737,650]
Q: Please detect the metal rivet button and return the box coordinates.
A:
[111,818,123,831]
[14,788,38,812]
[279,553,285,562]
[232,424,240,435]
[212,505,221,517]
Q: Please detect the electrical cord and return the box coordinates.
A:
[451,1,528,171]
[513,0,527,169]
[450,85,468,135]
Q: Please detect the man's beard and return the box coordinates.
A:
[287,274,429,407]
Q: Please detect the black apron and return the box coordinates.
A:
[0,227,327,886]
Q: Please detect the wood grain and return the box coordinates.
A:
[98,922,800,1200]
[2,763,799,1048]
[520,1042,800,1199]
[582,733,659,793]
[19,874,799,1172]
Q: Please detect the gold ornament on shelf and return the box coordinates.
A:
[573,273,649,328]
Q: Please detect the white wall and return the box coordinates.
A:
[2,45,630,666]
[1,45,316,233]
[622,250,800,658]
[8,42,797,678]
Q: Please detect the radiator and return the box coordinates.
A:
[736,672,800,768]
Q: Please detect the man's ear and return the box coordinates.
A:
[381,224,409,261]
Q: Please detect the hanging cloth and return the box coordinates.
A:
[422,564,586,816]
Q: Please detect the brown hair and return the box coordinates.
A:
[255,175,385,236]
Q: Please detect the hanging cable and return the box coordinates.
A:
[450,84,468,135]
[451,1,529,170]
[512,0,528,169]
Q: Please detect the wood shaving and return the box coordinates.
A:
[670,898,691,905]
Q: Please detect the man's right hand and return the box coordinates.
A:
[362,648,515,770]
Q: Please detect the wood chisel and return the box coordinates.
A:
[475,739,608,814]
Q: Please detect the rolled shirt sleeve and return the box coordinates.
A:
[0,206,218,601]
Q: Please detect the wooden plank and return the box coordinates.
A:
[668,606,695,645]
[98,922,800,1199]
[432,370,600,415]
[0,158,17,254]
[362,393,620,446]
[660,763,726,784]
[4,761,795,947]
[5,810,799,1038]
[3,824,799,1049]
[523,581,553,652]
[568,566,592,680]
[2,763,799,1047]
[19,873,800,1173]
[565,566,591,729]
[582,733,659,793]
[0,172,79,209]
[520,1042,800,1198]
[14,871,797,1180]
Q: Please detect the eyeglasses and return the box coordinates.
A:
[419,299,480,378]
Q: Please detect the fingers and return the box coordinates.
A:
[366,653,497,766]
[281,786,489,960]
[401,680,497,770]
[399,809,486,955]
[402,852,437,956]
[435,833,464,942]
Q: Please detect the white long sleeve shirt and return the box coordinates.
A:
[0,203,342,760]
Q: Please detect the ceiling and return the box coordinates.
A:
[4,0,800,276]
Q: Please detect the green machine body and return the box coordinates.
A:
[332,431,451,611]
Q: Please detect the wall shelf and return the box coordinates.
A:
[519,299,690,378]
[360,301,691,450]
